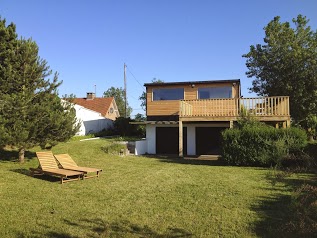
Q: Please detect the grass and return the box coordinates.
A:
[0,139,316,237]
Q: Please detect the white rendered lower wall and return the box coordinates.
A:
[135,140,147,155]
[186,125,196,156]
[146,124,156,154]
[145,122,230,155]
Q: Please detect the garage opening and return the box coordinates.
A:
[196,127,226,155]
[156,127,187,155]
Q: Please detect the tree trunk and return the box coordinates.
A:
[308,128,315,142]
[19,147,25,163]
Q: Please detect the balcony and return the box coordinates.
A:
[179,96,290,122]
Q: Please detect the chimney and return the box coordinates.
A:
[86,92,95,100]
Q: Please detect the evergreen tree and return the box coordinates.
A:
[0,18,79,162]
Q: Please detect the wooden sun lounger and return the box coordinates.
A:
[54,154,102,179]
[30,152,84,184]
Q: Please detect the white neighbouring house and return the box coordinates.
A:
[72,92,120,135]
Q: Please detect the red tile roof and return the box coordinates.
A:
[73,97,114,117]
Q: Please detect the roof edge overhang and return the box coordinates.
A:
[144,79,240,87]
[130,121,179,125]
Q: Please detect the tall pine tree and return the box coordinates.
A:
[0,17,79,162]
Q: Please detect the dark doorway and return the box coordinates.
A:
[156,127,187,155]
[196,127,226,155]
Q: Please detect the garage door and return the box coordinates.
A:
[196,127,225,155]
[156,127,187,155]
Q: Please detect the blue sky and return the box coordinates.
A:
[1,0,317,117]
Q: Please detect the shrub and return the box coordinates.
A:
[101,142,126,155]
[94,127,116,137]
[280,152,316,172]
[305,142,317,160]
[113,117,145,137]
[93,117,145,138]
[221,124,307,166]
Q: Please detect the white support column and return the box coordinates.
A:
[179,120,183,157]
[146,124,156,154]
[187,125,196,156]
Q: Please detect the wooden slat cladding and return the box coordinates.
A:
[146,82,239,116]
[147,100,180,116]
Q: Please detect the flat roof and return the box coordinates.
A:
[130,121,179,125]
[144,79,240,87]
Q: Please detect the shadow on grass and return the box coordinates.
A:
[17,231,76,238]
[10,168,61,183]
[142,154,226,166]
[19,218,193,238]
[64,218,193,238]
[252,173,317,237]
[10,168,32,176]
[0,149,36,162]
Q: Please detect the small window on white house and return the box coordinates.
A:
[198,87,232,99]
[153,88,184,100]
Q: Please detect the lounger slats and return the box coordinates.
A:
[36,152,59,170]
[55,154,102,178]
[30,152,84,184]
[55,154,78,167]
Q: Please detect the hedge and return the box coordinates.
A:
[221,124,307,166]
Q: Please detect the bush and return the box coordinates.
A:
[113,117,145,137]
[280,152,316,172]
[305,142,317,160]
[221,124,307,166]
[94,128,116,137]
[93,117,145,138]
[101,142,126,155]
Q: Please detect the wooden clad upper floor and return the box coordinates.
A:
[145,80,240,117]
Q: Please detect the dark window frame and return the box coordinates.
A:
[153,88,184,101]
[198,86,232,99]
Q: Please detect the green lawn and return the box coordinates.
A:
[0,139,315,237]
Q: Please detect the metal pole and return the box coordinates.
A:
[124,63,127,118]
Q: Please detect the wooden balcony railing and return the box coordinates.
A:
[179,96,290,118]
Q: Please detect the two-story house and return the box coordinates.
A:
[141,79,290,157]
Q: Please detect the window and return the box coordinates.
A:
[153,88,184,101]
[198,87,232,99]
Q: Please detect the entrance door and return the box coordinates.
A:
[156,127,187,155]
[195,127,225,155]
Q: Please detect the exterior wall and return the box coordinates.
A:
[74,105,114,135]
[146,82,240,117]
[145,122,230,155]
[135,140,147,155]
[146,124,156,154]
[187,125,196,156]
[106,101,120,120]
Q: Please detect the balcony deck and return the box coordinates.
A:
[179,96,290,122]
